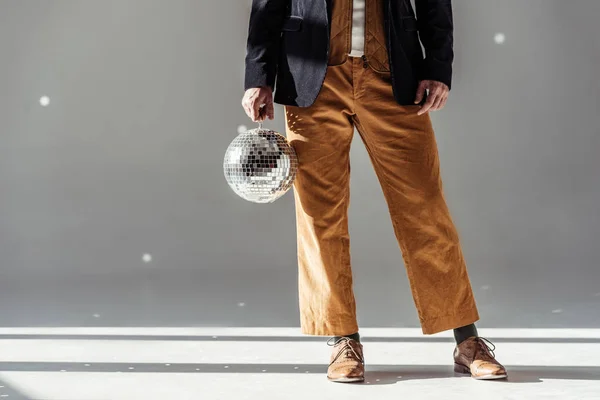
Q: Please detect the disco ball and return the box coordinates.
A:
[223,125,298,203]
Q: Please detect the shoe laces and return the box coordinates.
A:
[474,337,496,359]
[327,337,363,363]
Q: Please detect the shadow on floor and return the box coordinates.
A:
[365,365,600,385]
[0,377,34,400]
[1,362,599,385]
[0,334,598,344]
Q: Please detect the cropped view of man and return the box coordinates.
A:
[242,0,507,382]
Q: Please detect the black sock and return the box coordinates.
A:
[453,324,478,344]
[333,332,360,343]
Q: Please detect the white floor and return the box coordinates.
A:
[0,328,599,400]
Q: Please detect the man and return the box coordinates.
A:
[242,0,507,382]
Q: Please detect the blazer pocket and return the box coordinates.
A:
[401,16,417,31]
[282,16,303,32]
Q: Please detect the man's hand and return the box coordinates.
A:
[242,86,274,122]
[414,80,449,116]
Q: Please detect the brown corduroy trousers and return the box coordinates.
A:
[283,0,479,336]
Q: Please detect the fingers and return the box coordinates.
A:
[428,92,448,112]
[241,88,274,123]
[242,102,251,120]
[417,81,449,115]
[418,93,436,115]
[438,95,448,110]
[431,94,444,111]
[253,95,265,122]
[241,95,256,122]
[241,91,257,122]
[256,92,274,121]
[266,100,275,120]
[414,81,428,104]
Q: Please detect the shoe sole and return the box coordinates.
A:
[454,363,508,380]
[327,376,365,383]
[475,374,508,380]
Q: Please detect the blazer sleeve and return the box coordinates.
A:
[415,0,454,89]
[244,0,288,91]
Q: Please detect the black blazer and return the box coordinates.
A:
[244,0,454,107]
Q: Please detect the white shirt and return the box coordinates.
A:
[349,0,365,57]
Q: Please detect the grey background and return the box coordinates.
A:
[0,0,598,330]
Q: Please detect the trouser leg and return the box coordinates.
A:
[284,62,359,336]
[352,58,479,334]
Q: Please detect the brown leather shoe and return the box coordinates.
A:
[454,337,508,380]
[326,337,365,383]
